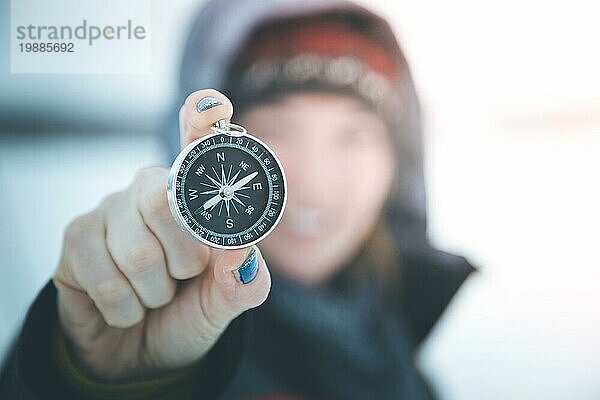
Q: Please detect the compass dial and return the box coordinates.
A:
[167,131,287,249]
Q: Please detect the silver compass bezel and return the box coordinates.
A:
[167,125,288,250]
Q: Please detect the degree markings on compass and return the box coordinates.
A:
[258,152,264,159]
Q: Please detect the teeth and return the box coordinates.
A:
[285,206,323,235]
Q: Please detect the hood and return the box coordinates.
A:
[163,0,428,254]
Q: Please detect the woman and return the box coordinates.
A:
[0,0,476,399]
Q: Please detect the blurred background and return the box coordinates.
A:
[1,0,598,399]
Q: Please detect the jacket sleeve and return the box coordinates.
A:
[0,279,248,400]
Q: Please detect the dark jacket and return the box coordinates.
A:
[0,247,474,399]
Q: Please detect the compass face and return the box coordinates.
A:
[167,131,287,249]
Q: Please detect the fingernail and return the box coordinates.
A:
[234,247,259,284]
[196,96,223,112]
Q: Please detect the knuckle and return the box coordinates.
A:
[145,286,176,309]
[135,166,166,185]
[90,279,134,308]
[64,212,97,242]
[105,308,145,328]
[171,267,199,280]
[171,246,210,279]
[149,291,175,309]
[135,165,166,183]
[100,191,125,207]
[69,250,99,278]
[186,244,210,267]
[170,269,194,280]
[123,244,163,275]
[194,245,211,266]
[138,177,169,217]
[136,165,156,179]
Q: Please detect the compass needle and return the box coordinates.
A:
[221,164,226,185]
[202,193,222,210]
[231,171,259,191]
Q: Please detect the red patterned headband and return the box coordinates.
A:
[237,21,398,81]
[231,21,400,114]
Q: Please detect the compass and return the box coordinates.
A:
[167,120,287,249]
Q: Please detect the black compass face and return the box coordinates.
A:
[168,132,286,249]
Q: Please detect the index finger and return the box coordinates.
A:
[179,89,234,149]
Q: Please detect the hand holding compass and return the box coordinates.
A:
[51,89,274,381]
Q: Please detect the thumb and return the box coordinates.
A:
[147,246,270,370]
[202,245,271,329]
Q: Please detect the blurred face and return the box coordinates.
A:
[238,92,395,285]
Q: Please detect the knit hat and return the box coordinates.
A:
[224,15,402,118]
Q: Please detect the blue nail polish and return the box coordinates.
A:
[235,248,258,284]
[196,96,223,112]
